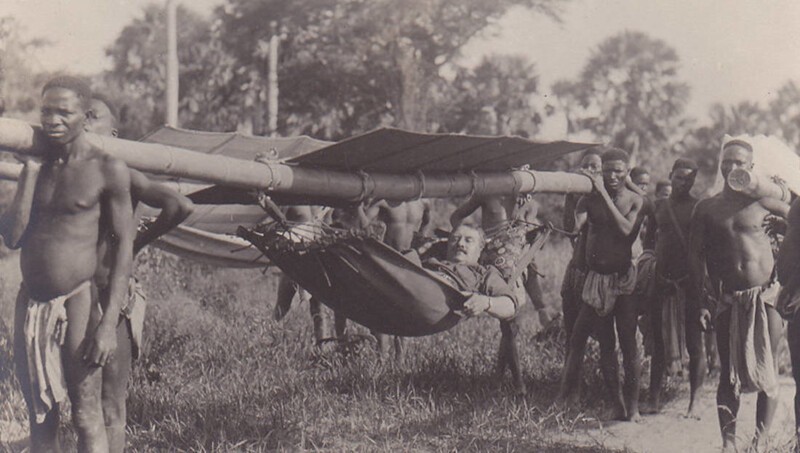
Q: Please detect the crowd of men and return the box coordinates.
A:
[4,75,800,453]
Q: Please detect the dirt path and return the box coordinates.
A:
[554,376,797,452]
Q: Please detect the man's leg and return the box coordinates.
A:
[559,304,594,404]
[309,298,327,345]
[596,310,626,420]
[13,285,61,452]
[274,274,297,321]
[62,285,108,453]
[787,313,800,446]
[525,267,551,328]
[498,319,526,394]
[616,294,641,421]
[646,290,665,413]
[754,305,783,445]
[715,310,739,451]
[684,288,707,418]
[560,265,581,344]
[101,315,132,453]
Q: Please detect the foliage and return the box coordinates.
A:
[0,16,52,121]
[216,0,567,139]
[103,4,241,138]
[554,31,690,169]
[440,54,540,136]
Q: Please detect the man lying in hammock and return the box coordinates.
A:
[425,224,518,320]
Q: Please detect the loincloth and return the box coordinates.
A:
[657,275,689,373]
[719,283,779,397]
[23,280,91,424]
[581,265,637,317]
[123,278,147,360]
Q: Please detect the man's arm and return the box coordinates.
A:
[131,170,194,254]
[419,199,432,234]
[462,293,516,320]
[642,200,659,250]
[687,201,714,329]
[572,196,588,235]
[83,157,134,367]
[777,198,800,291]
[450,196,481,229]
[0,160,40,249]
[759,196,791,218]
[593,179,642,236]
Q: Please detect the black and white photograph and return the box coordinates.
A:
[0,0,799,451]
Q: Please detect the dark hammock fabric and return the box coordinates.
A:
[239,226,465,336]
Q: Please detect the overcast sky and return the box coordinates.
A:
[6,0,800,122]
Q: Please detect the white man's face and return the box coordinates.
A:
[447,226,484,265]
[720,144,753,179]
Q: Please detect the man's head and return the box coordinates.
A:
[40,76,92,146]
[86,93,119,137]
[669,158,698,196]
[579,149,602,177]
[655,180,672,199]
[630,167,651,192]
[447,225,485,265]
[720,139,754,180]
[600,148,630,192]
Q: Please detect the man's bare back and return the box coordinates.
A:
[371,200,429,250]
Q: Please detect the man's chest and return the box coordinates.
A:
[707,201,767,236]
[33,163,104,215]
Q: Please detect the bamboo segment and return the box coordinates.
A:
[727,168,791,202]
[0,118,593,199]
[0,162,22,181]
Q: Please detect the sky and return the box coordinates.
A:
[5,0,800,122]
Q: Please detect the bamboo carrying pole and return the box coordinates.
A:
[727,168,792,202]
[0,118,593,199]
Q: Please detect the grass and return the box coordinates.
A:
[3,235,792,452]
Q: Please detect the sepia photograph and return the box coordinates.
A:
[0,0,799,451]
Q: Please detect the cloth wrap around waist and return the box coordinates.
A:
[657,273,689,371]
[582,265,637,317]
[22,280,91,423]
[718,283,779,397]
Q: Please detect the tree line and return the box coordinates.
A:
[1,0,798,192]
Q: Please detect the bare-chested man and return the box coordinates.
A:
[689,139,789,451]
[559,148,644,421]
[365,199,431,358]
[86,94,194,452]
[3,77,135,452]
[561,149,602,342]
[641,158,704,416]
[450,188,544,394]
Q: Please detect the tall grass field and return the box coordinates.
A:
[0,235,790,452]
